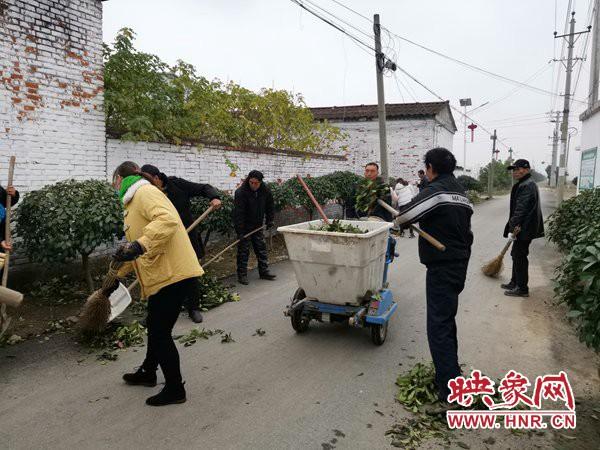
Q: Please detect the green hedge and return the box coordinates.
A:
[547,188,600,351]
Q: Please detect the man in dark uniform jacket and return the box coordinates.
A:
[502,159,544,298]
[141,165,221,323]
[233,170,276,285]
[395,148,473,402]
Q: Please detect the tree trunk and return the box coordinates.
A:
[81,252,94,293]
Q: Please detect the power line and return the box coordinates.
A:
[289,0,375,53]
[322,0,587,104]
[301,0,373,41]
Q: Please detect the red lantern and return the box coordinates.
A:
[467,123,477,142]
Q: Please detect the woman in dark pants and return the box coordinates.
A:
[112,161,204,406]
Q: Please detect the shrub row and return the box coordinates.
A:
[547,188,600,351]
[15,171,363,289]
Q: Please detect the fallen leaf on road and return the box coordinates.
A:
[559,434,576,440]
[375,410,385,416]
[483,437,496,445]
[332,429,345,438]
[590,414,599,421]
[366,424,372,429]
[221,332,235,343]
[357,372,364,377]
[457,442,470,449]
[252,328,266,337]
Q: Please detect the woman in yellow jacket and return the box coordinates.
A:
[112,161,203,406]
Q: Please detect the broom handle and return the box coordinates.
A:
[126,205,215,293]
[2,156,15,287]
[498,240,514,258]
[296,174,330,225]
[376,199,446,252]
[203,225,265,268]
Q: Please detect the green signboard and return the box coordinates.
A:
[579,147,597,190]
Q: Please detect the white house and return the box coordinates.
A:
[311,101,457,181]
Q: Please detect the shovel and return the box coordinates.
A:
[107,205,216,322]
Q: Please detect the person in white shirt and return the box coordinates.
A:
[394,178,416,238]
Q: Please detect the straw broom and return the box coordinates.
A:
[481,228,521,277]
[78,261,122,333]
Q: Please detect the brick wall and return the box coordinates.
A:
[106,139,350,192]
[0,0,105,192]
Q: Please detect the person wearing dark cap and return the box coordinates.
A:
[140,164,222,323]
[502,159,544,298]
[233,170,276,285]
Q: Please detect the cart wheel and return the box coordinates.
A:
[291,288,309,333]
[371,322,388,346]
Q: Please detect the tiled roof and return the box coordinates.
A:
[310,101,450,121]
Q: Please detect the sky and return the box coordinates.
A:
[102,0,595,177]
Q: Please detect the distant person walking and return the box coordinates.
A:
[502,159,544,298]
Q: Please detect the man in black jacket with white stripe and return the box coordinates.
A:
[502,159,544,297]
[395,148,473,402]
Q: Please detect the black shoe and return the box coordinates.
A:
[188,308,203,324]
[146,383,186,406]
[123,367,157,387]
[259,272,276,281]
[500,282,515,290]
[504,287,529,297]
[238,274,249,285]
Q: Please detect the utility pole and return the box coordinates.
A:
[589,0,600,107]
[550,111,561,187]
[459,98,472,172]
[374,14,389,180]
[508,147,515,187]
[555,12,591,204]
[488,129,497,198]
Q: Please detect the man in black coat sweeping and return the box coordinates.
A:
[141,164,221,323]
[233,170,276,285]
[502,159,544,298]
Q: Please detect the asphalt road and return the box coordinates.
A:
[1,189,599,449]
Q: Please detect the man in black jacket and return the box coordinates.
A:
[356,162,397,222]
[502,159,544,298]
[395,148,473,402]
[141,164,221,323]
[233,170,276,285]
[417,169,429,191]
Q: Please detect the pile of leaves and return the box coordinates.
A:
[176,328,233,347]
[355,178,389,215]
[309,219,366,234]
[547,188,600,351]
[26,275,89,306]
[390,363,450,448]
[79,320,146,352]
[198,275,240,310]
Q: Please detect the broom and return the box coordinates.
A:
[481,228,520,277]
[78,261,122,333]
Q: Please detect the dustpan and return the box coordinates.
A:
[108,282,132,322]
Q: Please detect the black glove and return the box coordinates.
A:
[113,241,145,262]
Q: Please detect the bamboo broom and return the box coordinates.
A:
[481,228,520,278]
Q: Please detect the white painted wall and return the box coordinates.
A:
[579,109,600,189]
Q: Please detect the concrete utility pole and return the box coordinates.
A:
[373,14,389,181]
[488,129,497,198]
[550,111,561,187]
[459,98,472,171]
[555,12,591,204]
[589,0,600,107]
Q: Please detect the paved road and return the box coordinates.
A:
[1,189,599,449]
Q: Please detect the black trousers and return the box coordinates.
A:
[510,240,531,291]
[142,278,194,387]
[425,260,469,400]
[236,230,268,276]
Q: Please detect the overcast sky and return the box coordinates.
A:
[103,0,594,176]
